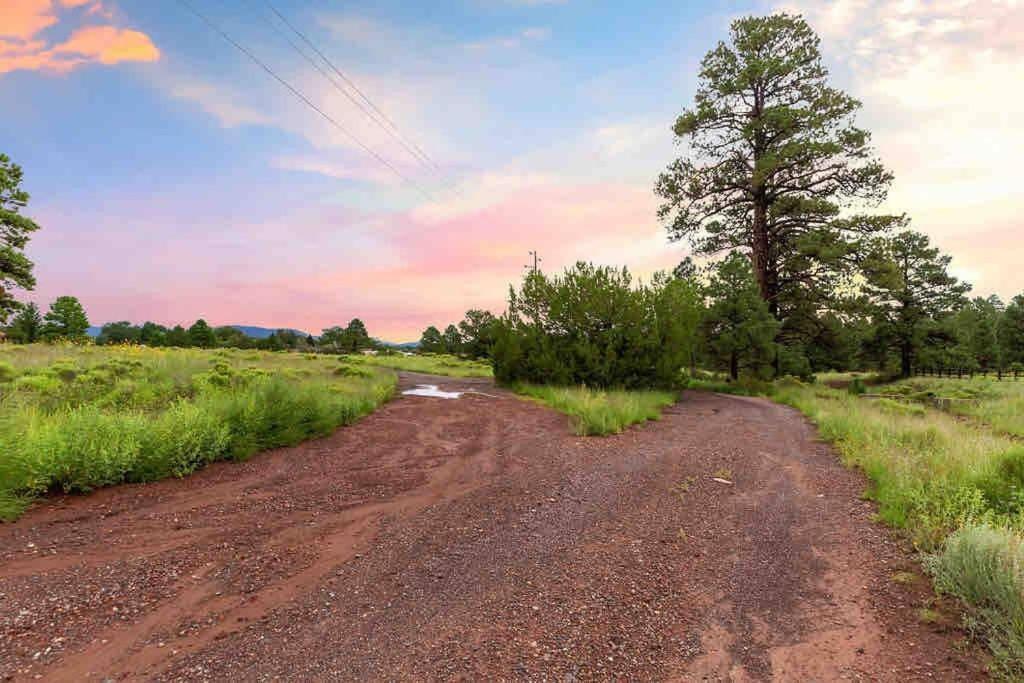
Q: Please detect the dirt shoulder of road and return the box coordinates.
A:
[0,375,986,681]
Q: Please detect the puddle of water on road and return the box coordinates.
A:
[402,384,464,399]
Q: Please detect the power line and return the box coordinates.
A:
[263,2,442,173]
[175,0,430,198]
[256,1,435,173]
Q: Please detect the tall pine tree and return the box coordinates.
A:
[655,14,903,345]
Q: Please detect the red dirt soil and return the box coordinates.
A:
[0,373,985,681]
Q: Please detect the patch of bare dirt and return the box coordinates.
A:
[0,374,985,680]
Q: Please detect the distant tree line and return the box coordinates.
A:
[418,309,498,359]
[1,297,383,354]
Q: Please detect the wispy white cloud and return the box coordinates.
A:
[464,25,551,50]
[272,154,400,185]
[167,78,273,128]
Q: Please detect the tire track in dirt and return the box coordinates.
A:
[0,376,986,680]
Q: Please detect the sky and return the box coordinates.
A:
[1,0,1021,341]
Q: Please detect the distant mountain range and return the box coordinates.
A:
[85,324,418,347]
[228,325,311,339]
[380,340,419,349]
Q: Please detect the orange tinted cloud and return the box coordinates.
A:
[54,25,159,65]
[1,0,58,40]
[0,0,157,74]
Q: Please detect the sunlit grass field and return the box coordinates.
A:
[350,353,493,378]
[513,383,678,436]
[0,344,396,520]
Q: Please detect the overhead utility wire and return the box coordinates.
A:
[264,2,442,173]
[256,2,435,172]
[176,0,430,198]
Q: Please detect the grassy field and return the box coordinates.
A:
[0,345,396,520]
[764,380,1024,678]
[513,383,678,436]
[350,353,493,378]
[879,376,1024,438]
[346,352,493,378]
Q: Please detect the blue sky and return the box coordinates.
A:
[2,0,1021,339]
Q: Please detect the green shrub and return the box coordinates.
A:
[492,263,701,389]
[20,407,146,493]
[131,401,231,481]
[971,448,1024,515]
[0,361,17,383]
[334,364,373,378]
[13,373,62,394]
[929,525,1024,681]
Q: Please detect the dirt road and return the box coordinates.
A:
[0,374,984,681]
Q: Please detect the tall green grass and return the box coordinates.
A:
[352,353,493,378]
[514,383,677,436]
[0,345,395,520]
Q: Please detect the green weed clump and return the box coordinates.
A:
[514,384,677,436]
[928,525,1024,681]
[0,345,397,520]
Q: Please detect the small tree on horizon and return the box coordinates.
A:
[6,301,42,343]
[419,326,445,353]
[187,319,216,348]
[458,309,498,359]
[96,321,141,346]
[41,296,90,342]
[443,324,462,355]
[343,318,371,352]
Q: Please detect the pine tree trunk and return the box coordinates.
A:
[730,352,739,381]
[900,342,912,378]
[751,200,772,308]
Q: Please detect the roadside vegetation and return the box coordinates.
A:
[486,262,699,432]
[514,384,677,436]
[0,345,395,520]
[714,377,1024,678]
